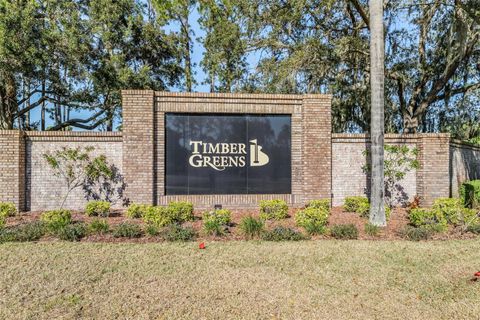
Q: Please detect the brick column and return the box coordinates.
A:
[121,90,156,205]
[416,133,450,206]
[0,130,26,211]
[302,95,332,203]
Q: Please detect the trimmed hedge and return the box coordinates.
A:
[41,210,72,231]
[85,201,111,217]
[141,201,195,227]
[460,180,480,209]
[126,204,151,219]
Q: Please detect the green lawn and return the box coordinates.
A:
[1,240,479,319]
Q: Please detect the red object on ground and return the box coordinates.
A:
[199,242,206,249]
[474,271,480,277]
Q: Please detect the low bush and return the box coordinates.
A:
[112,223,143,238]
[41,209,72,232]
[145,224,160,236]
[261,226,307,241]
[88,219,110,235]
[0,222,46,242]
[466,224,480,234]
[330,224,359,239]
[239,216,264,239]
[344,197,369,213]
[259,200,288,220]
[0,216,5,230]
[432,198,463,224]
[0,202,17,218]
[56,223,87,241]
[85,201,111,217]
[126,203,151,219]
[460,180,480,209]
[400,226,431,241]
[295,207,329,235]
[167,201,194,222]
[364,223,380,236]
[408,208,447,232]
[203,209,231,225]
[457,208,480,230]
[306,199,330,211]
[203,220,226,236]
[161,224,196,242]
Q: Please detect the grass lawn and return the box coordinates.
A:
[1,240,479,319]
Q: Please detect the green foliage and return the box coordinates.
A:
[302,221,328,235]
[0,222,46,243]
[400,226,431,241]
[126,204,150,219]
[459,180,480,209]
[88,219,110,235]
[203,209,231,225]
[259,200,288,220]
[161,225,196,242]
[239,216,264,239]
[306,199,330,211]
[56,223,87,242]
[408,208,448,232]
[295,207,329,232]
[261,226,307,241]
[365,223,380,236]
[203,220,225,236]
[145,224,160,236]
[344,197,369,213]
[0,202,17,218]
[432,198,464,225]
[85,201,111,217]
[167,201,194,222]
[112,223,143,238]
[330,224,359,240]
[0,216,5,230]
[41,210,72,232]
[466,224,480,234]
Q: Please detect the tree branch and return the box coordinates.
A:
[46,109,107,131]
[348,0,370,30]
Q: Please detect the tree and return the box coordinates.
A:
[368,0,385,226]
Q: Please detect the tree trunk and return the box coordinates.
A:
[181,13,193,92]
[41,80,46,131]
[369,0,386,226]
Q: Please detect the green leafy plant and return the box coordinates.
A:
[161,224,196,242]
[295,207,329,234]
[0,222,46,243]
[88,219,110,235]
[344,197,369,213]
[0,216,5,230]
[0,202,17,218]
[330,224,359,239]
[145,224,160,236]
[459,180,480,209]
[239,216,264,239]
[259,199,288,220]
[203,209,231,225]
[41,209,72,232]
[306,199,330,211]
[85,201,111,217]
[400,226,431,241]
[261,226,307,241]
[167,201,194,222]
[364,223,380,236]
[126,204,151,219]
[43,146,114,208]
[57,223,87,241]
[466,224,480,234]
[432,198,464,224]
[408,208,448,232]
[142,203,195,228]
[112,223,143,238]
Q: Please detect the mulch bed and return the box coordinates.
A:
[4,207,478,243]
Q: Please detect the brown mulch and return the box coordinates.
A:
[4,207,478,243]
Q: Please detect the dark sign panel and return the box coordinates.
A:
[165,113,291,195]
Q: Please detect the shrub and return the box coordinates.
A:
[203,209,231,225]
[0,222,46,242]
[306,199,330,211]
[330,224,359,239]
[112,223,143,238]
[466,224,480,234]
[400,226,431,241]
[0,216,5,230]
[261,226,307,241]
[0,202,17,218]
[145,224,160,236]
[85,201,111,217]
[365,223,380,236]
[126,203,150,219]
[57,223,87,241]
[408,208,447,232]
[162,224,196,242]
[460,180,480,209]
[142,206,175,227]
[88,219,110,235]
[203,220,226,236]
[167,201,194,222]
[432,198,463,224]
[239,216,264,238]
[458,208,480,230]
[295,207,329,234]
[259,200,288,220]
[344,197,369,213]
[41,209,72,232]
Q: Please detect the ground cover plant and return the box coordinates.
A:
[330,224,359,239]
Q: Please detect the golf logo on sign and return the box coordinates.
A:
[188,139,269,171]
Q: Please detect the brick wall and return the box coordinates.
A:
[25,132,123,211]
[0,130,25,211]
[449,140,480,197]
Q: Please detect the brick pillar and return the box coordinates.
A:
[416,134,450,206]
[122,90,156,205]
[302,95,332,203]
[0,130,26,211]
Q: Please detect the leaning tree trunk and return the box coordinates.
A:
[369,0,386,226]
